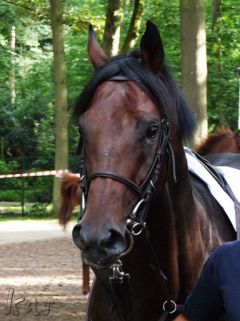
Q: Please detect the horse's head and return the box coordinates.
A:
[72,22,195,268]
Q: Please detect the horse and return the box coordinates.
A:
[59,172,90,295]
[195,127,240,155]
[70,21,236,321]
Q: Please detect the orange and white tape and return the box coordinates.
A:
[0,169,70,179]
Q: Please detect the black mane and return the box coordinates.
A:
[74,51,196,140]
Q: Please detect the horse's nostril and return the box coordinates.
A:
[72,222,126,261]
[72,223,84,249]
[100,228,126,253]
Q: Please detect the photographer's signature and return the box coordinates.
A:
[4,288,54,316]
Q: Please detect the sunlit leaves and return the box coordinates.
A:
[0,0,239,166]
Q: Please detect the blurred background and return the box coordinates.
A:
[0,0,239,216]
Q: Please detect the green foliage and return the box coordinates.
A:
[0,159,53,202]
[0,160,21,190]
[24,176,53,203]
[29,202,50,217]
[0,190,21,202]
[0,159,21,202]
[206,0,240,131]
[0,0,239,206]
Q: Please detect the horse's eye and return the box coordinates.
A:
[146,124,159,139]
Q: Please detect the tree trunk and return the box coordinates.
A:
[212,0,224,123]
[212,0,222,30]
[103,0,124,56]
[9,26,16,106]
[50,0,68,216]
[212,0,223,74]
[180,0,208,146]
[121,0,145,53]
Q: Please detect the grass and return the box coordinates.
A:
[0,202,51,220]
[0,202,80,222]
[0,204,24,214]
[0,215,52,222]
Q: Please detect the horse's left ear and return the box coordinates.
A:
[88,24,108,69]
[140,21,165,73]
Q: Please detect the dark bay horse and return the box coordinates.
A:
[195,127,240,155]
[71,22,236,321]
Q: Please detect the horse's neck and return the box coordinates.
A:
[151,147,235,300]
[147,148,209,298]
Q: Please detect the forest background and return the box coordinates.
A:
[0,0,239,214]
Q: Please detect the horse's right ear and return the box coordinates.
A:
[88,25,108,69]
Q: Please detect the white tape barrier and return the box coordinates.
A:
[0,169,73,179]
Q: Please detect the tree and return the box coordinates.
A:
[210,0,224,122]
[121,0,145,53]
[103,0,124,56]
[9,26,16,106]
[180,0,208,146]
[0,0,240,207]
[50,0,68,215]
[206,0,240,130]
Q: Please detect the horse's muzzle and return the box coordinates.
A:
[72,222,127,267]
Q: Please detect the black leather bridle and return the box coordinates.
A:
[78,116,176,236]
[75,76,180,320]
[77,113,179,320]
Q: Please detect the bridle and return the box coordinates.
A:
[76,76,179,320]
[77,73,177,234]
[78,116,176,236]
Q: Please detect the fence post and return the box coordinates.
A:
[21,157,25,216]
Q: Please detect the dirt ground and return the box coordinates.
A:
[0,220,93,321]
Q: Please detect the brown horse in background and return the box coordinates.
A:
[69,21,236,321]
[195,127,240,155]
[59,173,90,295]
[59,173,81,226]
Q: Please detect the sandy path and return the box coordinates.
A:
[0,220,91,321]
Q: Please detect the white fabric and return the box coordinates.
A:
[184,147,240,231]
[217,166,240,203]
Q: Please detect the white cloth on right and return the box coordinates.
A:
[185,148,240,231]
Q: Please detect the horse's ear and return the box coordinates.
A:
[88,24,108,69]
[140,21,165,73]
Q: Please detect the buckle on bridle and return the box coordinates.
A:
[162,300,177,314]
[125,218,146,236]
[131,199,146,219]
[109,259,130,283]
